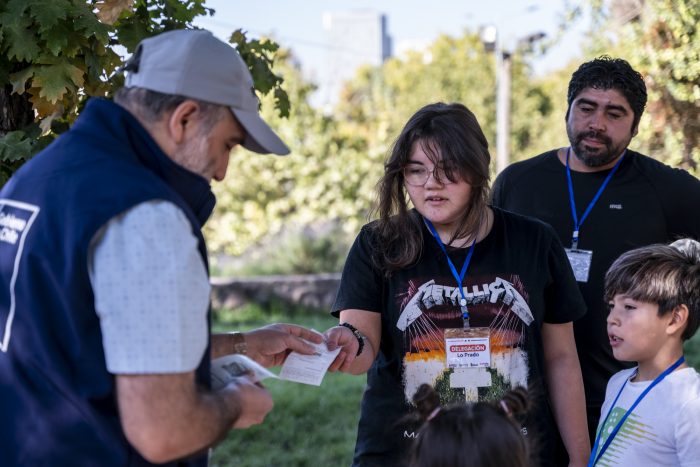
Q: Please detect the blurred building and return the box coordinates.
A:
[609,0,643,25]
[321,10,392,109]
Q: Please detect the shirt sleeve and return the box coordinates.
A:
[88,200,210,374]
[671,171,700,239]
[653,165,700,241]
[331,225,384,317]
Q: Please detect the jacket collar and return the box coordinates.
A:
[74,98,216,225]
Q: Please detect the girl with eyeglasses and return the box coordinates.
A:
[324,102,590,467]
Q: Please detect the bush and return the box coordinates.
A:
[211,221,352,277]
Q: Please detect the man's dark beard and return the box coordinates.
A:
[567,130,624,168]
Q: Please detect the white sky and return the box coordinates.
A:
[195,0,591,102]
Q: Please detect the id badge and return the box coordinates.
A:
[444,327,491,369]
[565,248,593,283]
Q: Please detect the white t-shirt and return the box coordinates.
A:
[88,200,210,374]
[593,366,700,466]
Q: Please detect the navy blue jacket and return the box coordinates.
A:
[0,99,214,466]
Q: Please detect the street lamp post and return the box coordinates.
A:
[480,27,545,174]
[495,50,512,174]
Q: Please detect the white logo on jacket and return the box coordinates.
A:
[0,199,41,353]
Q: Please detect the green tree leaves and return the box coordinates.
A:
[0,131,33,162]
[0,0,122,172]
[32,59,86,104]
[585,0,699,173]
[0,0,288,187]
[205,2,698,257]
[230,29,290,118]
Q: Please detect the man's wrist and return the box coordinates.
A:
[215,383,243,429]
[229,332,247,355]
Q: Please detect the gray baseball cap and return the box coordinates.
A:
[125,29,289,155]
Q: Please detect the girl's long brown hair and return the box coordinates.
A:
[371,102,491,276]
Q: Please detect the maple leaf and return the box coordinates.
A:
[69,2,111,43]
[274,88,290,119]
[32,60,85,104]
[1,0,29,18]
[38,104,64,135]
[10,67,35,95]
[26,0,69,33]
[40,21,71,56]
[114,9,153,53]
[59,29,89,59]
[95,0,134,26]
[0,13,40,61]
[83,48,106,82]
[228,28,287,118]
[0,0,226,185]
[27,87,60,118]
[0,131,33,162]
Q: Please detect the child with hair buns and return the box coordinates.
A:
[409,383,531,467]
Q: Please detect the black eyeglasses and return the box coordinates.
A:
[403,164,456,186]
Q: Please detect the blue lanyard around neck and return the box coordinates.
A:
[565,147,626,249]
[424,218,476,324]
[588,355,685,466]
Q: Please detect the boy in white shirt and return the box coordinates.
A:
[590,238,700,466]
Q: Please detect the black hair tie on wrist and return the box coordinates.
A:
[339,322,365,357]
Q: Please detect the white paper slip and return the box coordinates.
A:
[279,341,341,386]
[210,354,278,390]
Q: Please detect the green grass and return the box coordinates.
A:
[210,303,364,467]
[211,372,363,467]
[208,302,700,466]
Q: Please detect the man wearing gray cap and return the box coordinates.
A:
[0,29,321,466]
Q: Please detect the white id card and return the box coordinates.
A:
[444,327,491,369]
[565,248,593,283]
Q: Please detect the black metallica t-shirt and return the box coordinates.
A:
[333,207,586,466]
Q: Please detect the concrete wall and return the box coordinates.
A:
[210,273,342,312]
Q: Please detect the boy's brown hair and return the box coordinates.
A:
[604,239,700,341]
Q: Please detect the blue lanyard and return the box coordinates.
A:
[588,356,685,466]
[424,218,476,325]
[566,147,625,249]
